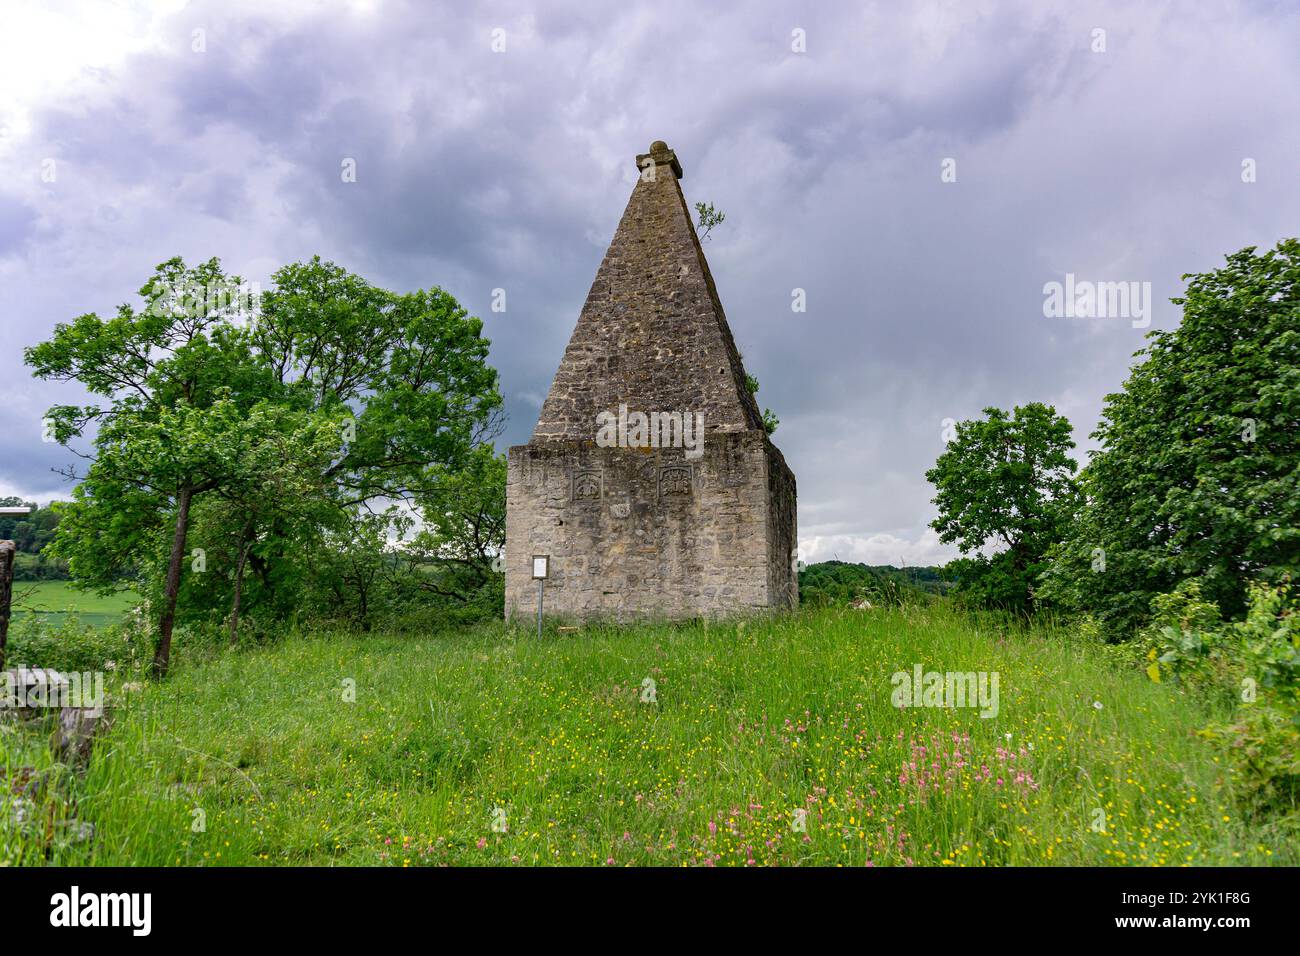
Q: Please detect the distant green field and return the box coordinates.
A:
[8,581,136,629]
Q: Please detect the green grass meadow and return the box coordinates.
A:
[8,581,137,630]
[3,603,1289,866]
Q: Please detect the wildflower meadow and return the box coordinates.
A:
[7,604,1288,867]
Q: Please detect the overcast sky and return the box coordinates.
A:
[1,0,1297,565]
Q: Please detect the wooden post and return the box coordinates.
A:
[0,507,32,673]
[531,555,549,639]
[536,578,544,640]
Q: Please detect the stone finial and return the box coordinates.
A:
[635,140,683,179]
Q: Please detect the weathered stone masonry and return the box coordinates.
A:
[506,141,797,620]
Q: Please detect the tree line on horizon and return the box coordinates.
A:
[0,499,64,580]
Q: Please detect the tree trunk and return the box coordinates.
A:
[0,541,15,673]
[228,522,254,646]
[151,486,193,679]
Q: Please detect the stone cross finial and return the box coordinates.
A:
[636,140,683,179]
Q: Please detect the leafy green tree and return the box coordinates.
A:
[181,405,344,644]
[255,259,502,505]
[926,403,1079,612]
[51,394,313,672]
[27,257,271,675]
[0,498,60,555]
[1041,240,1300,638]
[400,446,506,613]
[27,255,503,674]
[301,509,403,629]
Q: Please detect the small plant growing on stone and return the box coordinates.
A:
[694,201,725,241]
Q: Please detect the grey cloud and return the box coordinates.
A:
[0,195,38,258]
[1,0,1297,567]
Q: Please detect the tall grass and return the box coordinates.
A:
[3,604,1290,866]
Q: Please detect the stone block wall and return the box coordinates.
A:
[506,431,796,621]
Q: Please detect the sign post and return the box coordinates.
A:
[0,505,33,672]
[531,555,549,639]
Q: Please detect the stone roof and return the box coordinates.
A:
[531,141,766,442]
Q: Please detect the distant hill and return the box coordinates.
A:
[798,560,954,606]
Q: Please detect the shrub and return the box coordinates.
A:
[4,613,147,675]
[1199,707,1300,821]
[1141,579,1232,702]
[1146,579,1299,821]
[11,551,71,581]
[798,561,942,608]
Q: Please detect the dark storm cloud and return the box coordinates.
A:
[1,0,1297,563]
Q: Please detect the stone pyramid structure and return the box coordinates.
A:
[506,141,797,620]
